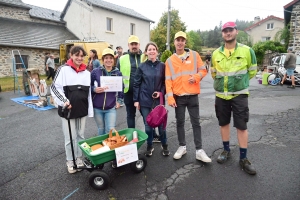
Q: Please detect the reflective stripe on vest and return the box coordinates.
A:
[167,50,197,80]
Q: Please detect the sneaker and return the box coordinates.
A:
[173,146,187,159]
[161,144,170,156]
[239,158,257,175]
[217,150,231,164]
[120,103,124,107]
[287,85,295,89]
[145,145,154,157]
[196,149,212,162]
[153,130,161,143]
[111,160,117,169]
[76,157,84,171]
[66,160,77,174]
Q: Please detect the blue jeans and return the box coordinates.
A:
[125,102,137,128]
[140,106,167,146]
[94,108,116,135]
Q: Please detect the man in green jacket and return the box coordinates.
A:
[211,22,257,175]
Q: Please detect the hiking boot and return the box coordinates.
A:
[287,85,295,89]
[239,158,257,175]
[196,149,212,163]
[161,144,170,156]
[217,150,231,164]
[145,145,154,157]
[66,160,77,174]
[173,146,186,159]
[76,157,84,171]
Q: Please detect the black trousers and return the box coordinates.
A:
[47,68,55,80]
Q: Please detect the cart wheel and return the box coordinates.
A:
[88,170,110,190]
[130,153,147,173]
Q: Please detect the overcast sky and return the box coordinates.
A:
[23,0,292,31]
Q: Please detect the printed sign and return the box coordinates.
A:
[115,143,138,167]
[100,76,122,92]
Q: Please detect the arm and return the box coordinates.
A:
[133,65,143,102]
[50,66,68,107]
[94,59,101,68]
[211,53,216,80]
[90,70,96,94]
[117,71,124,103]
[87,83,94,117]
[160,63,166,96]
[165,58,176,107]
[248,48,258,80]
[283,54,290,68]
[193,52,207,83]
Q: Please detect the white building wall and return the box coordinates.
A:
[64,0,150,52]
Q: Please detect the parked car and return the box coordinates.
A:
[272,53,300,73]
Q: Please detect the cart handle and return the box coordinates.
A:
[62,105,71,119]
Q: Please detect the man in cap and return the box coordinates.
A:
[118,35,145,128]
[46,54,55,81]
[115,46,123,66]
[165,31,211,162]
[280,47,297,88]
[211,22,257,175]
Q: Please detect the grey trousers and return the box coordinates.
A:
[174,95,202,150]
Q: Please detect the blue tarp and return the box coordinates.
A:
[11,96,56,111]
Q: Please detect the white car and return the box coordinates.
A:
[272,53,300,73]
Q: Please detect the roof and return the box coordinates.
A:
[0,17,78,50]
[61,0,154,23]
[0,0,31,9]
[27,4,63,23]
[244,15,284,31]
[284,0,300,25]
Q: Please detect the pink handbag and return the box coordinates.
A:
[146,92,168,130]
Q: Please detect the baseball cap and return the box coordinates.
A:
[287,47,293,51]
[174,31,186,40]
[222,22,237,31]
[128,35,139,44]
[116,46,122,50]
[102,48,114,57]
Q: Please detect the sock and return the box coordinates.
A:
[223,141,230,152]
[240,148,247,160]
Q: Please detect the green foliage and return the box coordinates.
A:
[187,30,202,53]
[235,19,254,31]
[160,50,172,63]
[150,9,187,52]
[252,41,285,65]
[274,24,290,50]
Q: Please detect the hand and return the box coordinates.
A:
[94,86,108,93]
[188,75,195,84]
[46,68,49,71]
[169,102,177,108]
[116,102,120,109]
[134,102,140,110]
[152,92,160,99]
[63,101,72,109]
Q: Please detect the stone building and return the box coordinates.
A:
[284,0,300,52]
[0,0,77,77]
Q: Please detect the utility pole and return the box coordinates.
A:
[166,0,171,50]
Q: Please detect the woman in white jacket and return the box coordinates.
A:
[51,46,93,174]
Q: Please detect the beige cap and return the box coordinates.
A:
[174,31,186,40]
[102,48,114,57]
[128,35,140,43]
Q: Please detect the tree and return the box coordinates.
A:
[274,24,290,50]
[151,9,187,52]
[160,50,172,63]
[252,41,285,66]
[236,30,248,44]
[187,30,202,53]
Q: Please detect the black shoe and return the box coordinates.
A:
[217,150,231,164]
[239,158,257,175]
[145,145,154,157]
[161,144,170,156]
[287,85,295,89]
[153,131,161,143]
[111,160,117,169]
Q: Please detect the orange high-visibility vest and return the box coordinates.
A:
[165,49,207,105]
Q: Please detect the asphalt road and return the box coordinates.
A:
[0,75,299,200]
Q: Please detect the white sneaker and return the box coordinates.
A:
[66,160,77,174]
[76,157,84,171]
[196,149,212,163]
[173,146,187,159]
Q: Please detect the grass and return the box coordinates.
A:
[0,75,52,92]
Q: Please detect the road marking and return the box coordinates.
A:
[63,188,79,200]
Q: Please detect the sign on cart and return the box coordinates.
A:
[115,143,138,167]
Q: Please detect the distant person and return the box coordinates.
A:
[205,51,211,71]
[44,52,50,76]
[87,49,100,72]
[280,47,296,89]
[91,48,123,135]
[51,46,93,174]
[115,46,123,66]
[165,31,211,162]
[133,42,169,157]
[46,54,55,81]
[211,22,257,175]
[117,35,145,128]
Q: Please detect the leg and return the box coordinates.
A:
[61,117,77,161]
[291,75,295,86]
[158,124,167,145]
[75,116,86,159]
[281,73,287,84]
[186,95,202,150]
[93,108,105,135]
[174,96,187,146]
[104,108,117,134]
[125,102,136,128]
[140,106,154,156]
[50,68,55,80]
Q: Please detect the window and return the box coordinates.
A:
[130,23,135,35]
[266,23,274,30]
[261,37,271,42]
[14,55,28,70]
[106,17,113,32]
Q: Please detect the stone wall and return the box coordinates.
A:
[289,2,300,52]
[0,5,63,26]
[0,46,59,77]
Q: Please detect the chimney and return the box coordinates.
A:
[254,16,260,23]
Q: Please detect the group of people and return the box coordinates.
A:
[51,21,257,176]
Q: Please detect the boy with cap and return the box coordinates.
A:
[165,31,211,162]
[211,22,257,175]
